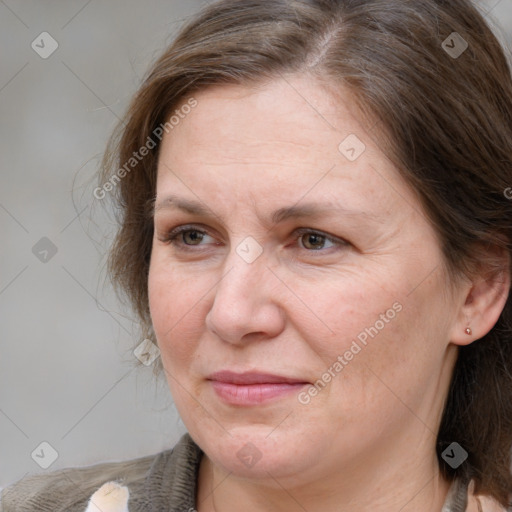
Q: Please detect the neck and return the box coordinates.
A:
[196,442,452,512]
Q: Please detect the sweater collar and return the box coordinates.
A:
[145,432,203,511]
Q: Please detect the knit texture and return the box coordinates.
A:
[0,433,202,512]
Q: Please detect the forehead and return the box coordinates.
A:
[166,77,366,161]
[155,76,415,220]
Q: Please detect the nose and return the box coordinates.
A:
[204,245,286,345]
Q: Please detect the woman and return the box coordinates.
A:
[2,0,512,510]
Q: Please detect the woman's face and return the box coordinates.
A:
[148,76,462,484]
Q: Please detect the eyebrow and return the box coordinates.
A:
[152,194,380,225]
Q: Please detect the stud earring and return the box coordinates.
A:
[465,327,472,335]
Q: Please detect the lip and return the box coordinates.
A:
[207,370,309,385]
[207,371,310,406]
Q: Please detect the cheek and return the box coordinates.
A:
[290,269,424,386]
[286,269,404,361]
[310,273,449,424]
[148,259,207,366]
[277,276,414,434]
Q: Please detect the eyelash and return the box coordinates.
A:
[158,224,347,254]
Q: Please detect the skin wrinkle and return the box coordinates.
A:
[147,76,501,512]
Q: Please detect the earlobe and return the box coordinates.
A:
[451,260,510,347]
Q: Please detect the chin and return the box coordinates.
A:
[194,424,316,480]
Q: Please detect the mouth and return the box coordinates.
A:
[207,370,310,405]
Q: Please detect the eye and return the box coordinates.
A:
[159,225,217,249]
[295,228,345,251]
[179,229,206,245]
[298,231,334,250]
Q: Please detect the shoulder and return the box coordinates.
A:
[468,486,511,512]
[0,433,202,512]
[0,451,157,512]
[465,480,511,512]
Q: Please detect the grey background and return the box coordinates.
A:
[1,0,511,491]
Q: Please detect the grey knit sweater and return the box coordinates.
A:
[0,432,476,511]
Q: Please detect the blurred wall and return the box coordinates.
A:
[0,0,204,490]
[1,0,511,491]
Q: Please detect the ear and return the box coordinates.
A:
[450,245,511,346]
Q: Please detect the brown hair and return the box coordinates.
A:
[97,0,512,506]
